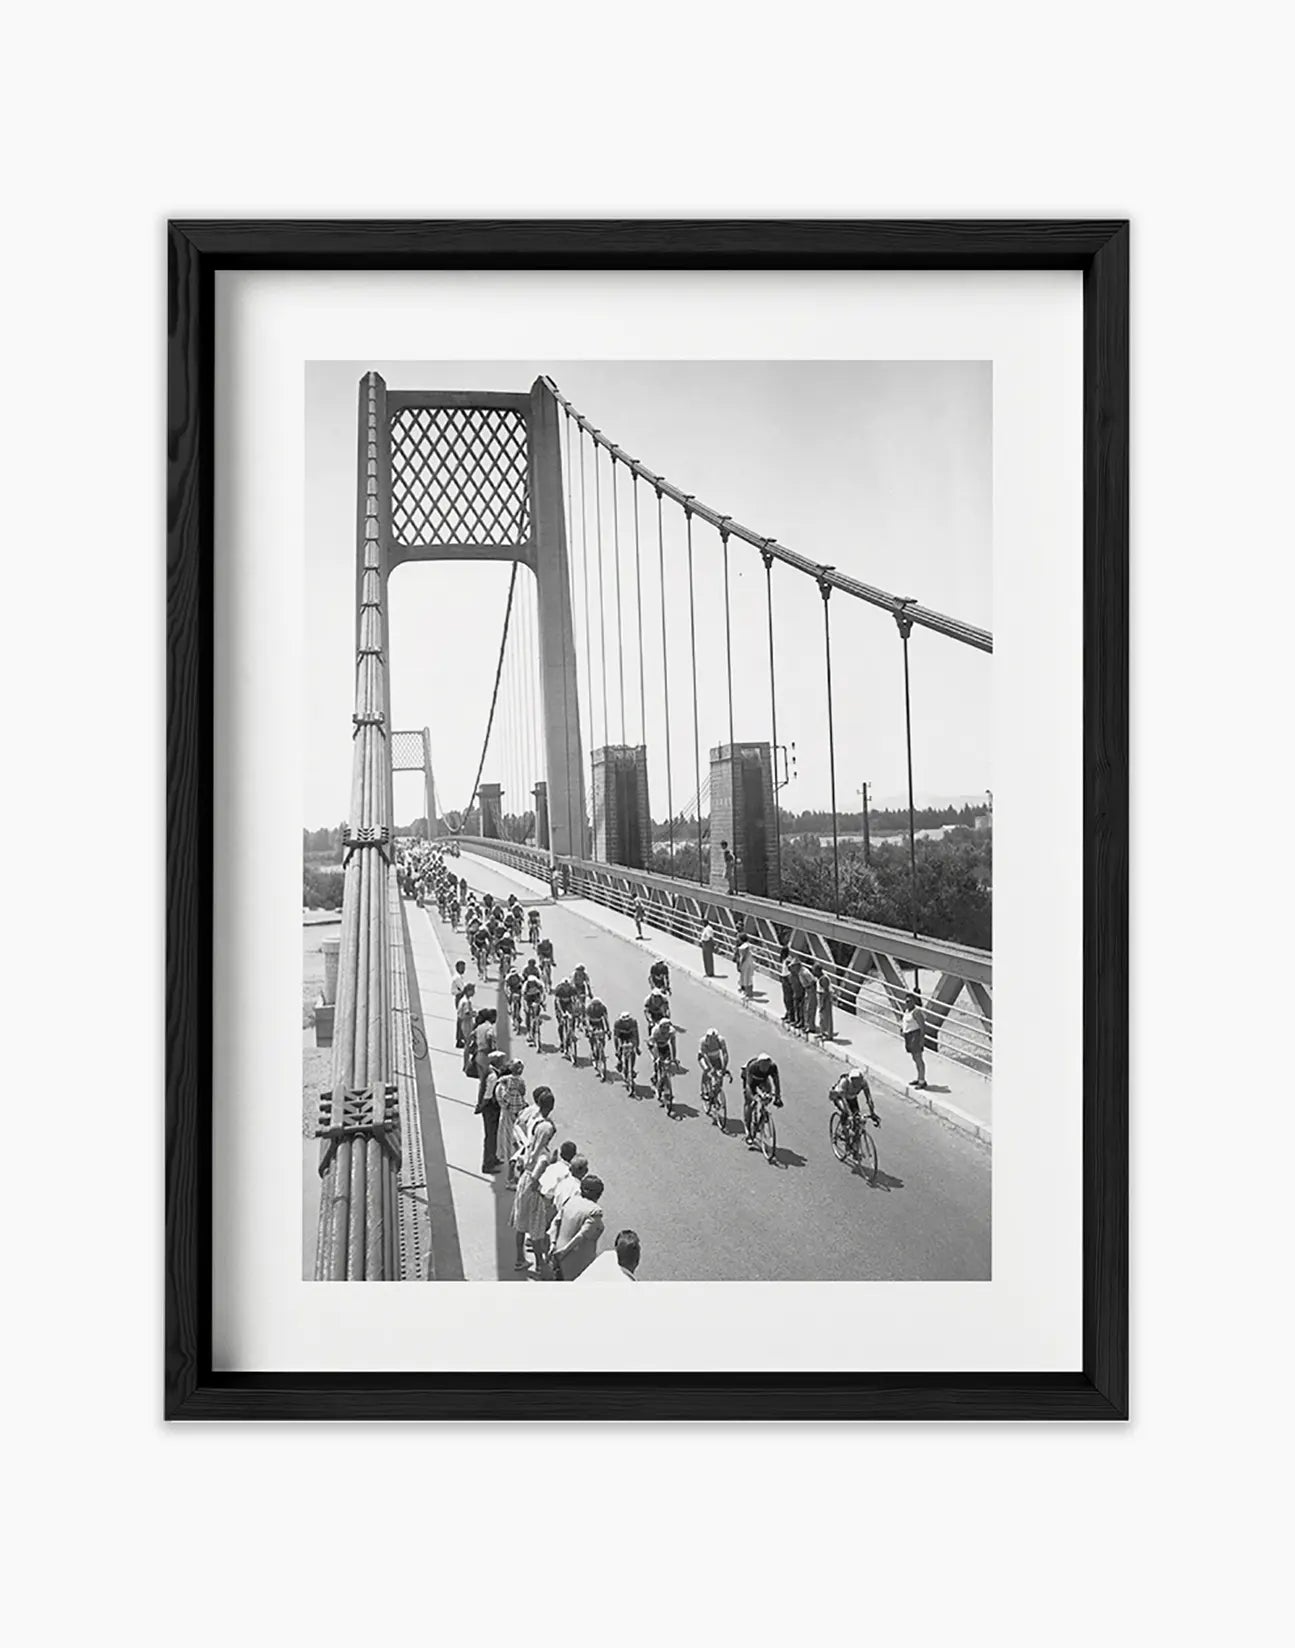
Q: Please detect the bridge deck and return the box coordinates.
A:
[403,854,990,1282]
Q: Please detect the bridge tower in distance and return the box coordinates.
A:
[708,742,779,899]
[591,745,651,869]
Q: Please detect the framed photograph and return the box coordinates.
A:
[167,219,1127,1418]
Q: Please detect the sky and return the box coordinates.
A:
[305,360,991,829]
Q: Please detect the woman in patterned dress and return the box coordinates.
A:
[495,1060,528,1185]
[510,1088,556,1273]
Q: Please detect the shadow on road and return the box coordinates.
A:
[772,1144,809,1169]
[668,1101,700,1122]
[865,1167,906,1192]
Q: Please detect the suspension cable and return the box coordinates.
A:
[819,571,841,913]
[685,501,703,884]
[612,454,626,744]
[720,517,735,752]
[579,423,594,760]
[896,604,920,941]
[462,562,519,821]
[594,437,609,750]
[560,408,577,855]
[657,484,675,864]
[761,546,782,897]
[633,471,647,748]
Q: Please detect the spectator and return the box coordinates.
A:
[552,1154,589,1222]
[451,961,470,1043]
[789,957,807,1031]
[802,964,818,1035]
[549,1172,605,1281]
[581,1229,641,1282]
[495,1059,528,1185]
[632,895,645,939]
[474,1051,507,1174]
[779,946,795,1023]
[901,993,928,1089]
[721,839,738,895]
[815,965,835,1040]
[538,1140,579,1230]
[473,1007,498,1102]
[456,983,477,1055]
[736,936,756,998]
[511,1089,557,1273]
[700,919,716,977]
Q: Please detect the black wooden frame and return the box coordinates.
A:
[166,220,1128,1419]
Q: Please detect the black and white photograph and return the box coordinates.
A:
[302,360,993,1282]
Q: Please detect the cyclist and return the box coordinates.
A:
[643,986,672,1060]
[648,958,670,997]
[613,1009,641,1083]
[585,993,610,1062]
[495,926,517,972]
[741,1053,783,1148]
[552,974,578,1049]
[471,923,491,976]
[536,933,555,989]
[528,906,541,945]
[698,1027,729,1077]
[483,893,495,916]
[522,969,546,1041]
[572,962,592,1015]
[645,1015,675,1094]
[521,955,540,984]
[504,966,524,1031]
[447,895,460,929]
[829,1069,878,1140]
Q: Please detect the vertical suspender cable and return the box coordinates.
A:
[594,437,609,750]
[685,501,703,884]
[761,545,782,898]
[633,471,647,749]
[579,426,594,761]
[462,563,519,821]
[720,519,735,752]
[560,408,578,857]
[656,484,675,866]
[896,604,919,941]
[612,454,626,744]
[819,571,841,914]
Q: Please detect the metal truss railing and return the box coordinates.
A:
[454,836,992,1071]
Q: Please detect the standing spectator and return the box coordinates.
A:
[537,1140,579,1233]
[451,960,470,1042]
[736,936,756,998]
[474,1052,504,1174]
[549,1173,605,1281]
[552,1153,589,1223]
[495,1059,529,1185]
[632,895,645,939]
[456,982,476,1055]
[473,1007,498,1104]
[720,839,738,895]
[815,965,835,1041]
[802,964,818,1036]
[700,919,716,977]
[581,1230,641,1282]
[789,957,807,1032]
[511,1090,557,1272]
[779,946,795,1023]
[901,993,928,1088]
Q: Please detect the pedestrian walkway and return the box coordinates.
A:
[461,853,992,1141]
[402,898,522,1280]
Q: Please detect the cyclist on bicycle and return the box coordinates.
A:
[504,966,524,1026]
[829,1069,877,1130]
[522,969,545,1036]
[536,934,555,986]
[552,975,578,1044]
[648,958,670,996]
[741,1053,783,1148]
[495,928,516,971]
[471,925,491,973]
[613,1010,640,1079]
[528,907,541,944]
[648,1013,677,1075]
[643,985,670,1029]
[585,994,610,1056]
[572,962,592,1014]
[698,1027,729,1076]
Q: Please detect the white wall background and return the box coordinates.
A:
[4,3,1290,1646]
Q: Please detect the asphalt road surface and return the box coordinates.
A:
[445,857,990,1281]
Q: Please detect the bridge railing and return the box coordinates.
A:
[454,836,992,1071]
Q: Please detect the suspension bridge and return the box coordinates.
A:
[310,371,993,1282]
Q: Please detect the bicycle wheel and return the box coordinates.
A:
[829,1110,849,1163]
[759,1106,777,1162]
[858,1125,879,1183]
[714,1080,727,1130]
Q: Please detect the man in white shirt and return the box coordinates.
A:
[538,1140,578,1206]
[549,1173,605,1280]
[581,1230,641,1282]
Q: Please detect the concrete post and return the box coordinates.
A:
[592,745,651,868]
[479,783,503,839]
[533,781,550,850]
[709,741,779,899]
[528,380,588,860]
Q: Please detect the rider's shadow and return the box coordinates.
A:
[668,1101,700,1121]
[865,1167,905,1192]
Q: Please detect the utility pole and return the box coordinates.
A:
[860,779,871,865]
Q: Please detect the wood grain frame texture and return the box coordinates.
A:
[166,219,1128,1420]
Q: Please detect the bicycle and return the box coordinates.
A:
[616,1038,638,1090]
[524,998,543,1046]
[588,1024,609,1081]
[830,1104,880,1182]
[746,1081,778,1162]
[474,946,488,980]
[700,1063,730,1129]
[540,957,553,993]
[558,1008,578,1063]
[652,1048,674,1116]
[508,994,524,1037]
